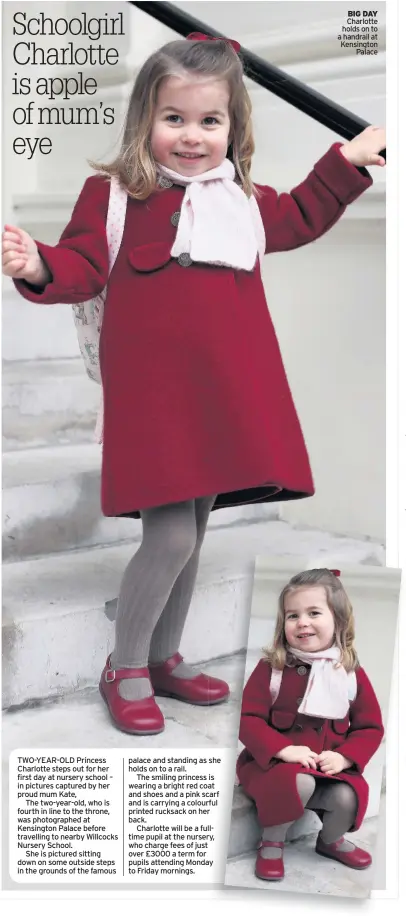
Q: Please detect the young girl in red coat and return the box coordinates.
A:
[237,568,384,881]
[2,36,385,737]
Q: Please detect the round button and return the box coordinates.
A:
[296,697,303,705]
[178,252,193,267]
[316,725,324,734]
[297,665,308,676]
[171,210,181,227]
[157,175,173,189]
[294,724,303,732]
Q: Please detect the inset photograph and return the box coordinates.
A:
[225,559,399,898]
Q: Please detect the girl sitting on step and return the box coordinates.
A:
[237,568,384,881]
[2,34,385,737]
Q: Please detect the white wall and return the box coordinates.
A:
[263,220,385,540]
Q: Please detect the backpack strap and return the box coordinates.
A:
[348,671,357,702]
[269,668,283,706]
[94,176,127,443]
[106,175,128,272]
[95,175,128,332]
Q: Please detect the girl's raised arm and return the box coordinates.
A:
[12,174,110,305]
[256,141,373,255]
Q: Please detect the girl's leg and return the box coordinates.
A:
[260,773,316,860]
[309,782,358,850]
[311,782,371,868]
[148,495,216,675]
[110,500,198,700]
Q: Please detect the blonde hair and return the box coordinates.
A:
[90,38,257,200]
[263,568,360,673]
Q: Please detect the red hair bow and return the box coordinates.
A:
[330,569,341,577]
[186,32,241,53]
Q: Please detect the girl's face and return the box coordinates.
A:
[150,74,231,175]
[283,586,335,653]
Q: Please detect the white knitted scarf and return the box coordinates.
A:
[270,645,357,719]
[157,159,266,271]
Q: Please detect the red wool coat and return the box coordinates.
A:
[237,658,384,829]
[15,143,372,517]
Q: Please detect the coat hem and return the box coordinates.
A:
[103,480,314,519]
[237,763,363,831]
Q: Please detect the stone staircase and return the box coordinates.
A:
[2,357,100,451]
[2,307,387,871]
[1,280,272,719]
[3,273,385,718]
[2,307,385,861]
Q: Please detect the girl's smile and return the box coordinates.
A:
[284,585,335,652]
[150,74,231,175]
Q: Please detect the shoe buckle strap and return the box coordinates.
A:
[150,652,184,673]
[258,840,285,849]
[105,664,150,683]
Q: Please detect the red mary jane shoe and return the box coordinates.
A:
[99,656,165,735]
[255,841,285,881]
[149,652,230,705]
[315,833,372,869]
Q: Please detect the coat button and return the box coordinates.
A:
[157,175,173,189]
[316,725,324,734]
[296,697,303,705]
[297,665,308,676]
[294,724,303,732]
[171,210,181,227]
[178,252,193,267]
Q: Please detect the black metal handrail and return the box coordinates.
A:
[130,1,386,160]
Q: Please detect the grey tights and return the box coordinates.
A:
[261,774,358,859]
[110,496,216,700]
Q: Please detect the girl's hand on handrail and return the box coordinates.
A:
[340,125,386,167]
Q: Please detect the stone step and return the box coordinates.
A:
[2,654,243,751]
[225,813,381,897]
[228,785,320,858]
[2,284,81,361]
[2,442,280,560]
[3,358,100,451]
[2,530,251,708]
[2,520,383,709]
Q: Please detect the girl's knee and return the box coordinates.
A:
[296,772,316,804]
[166,521,197,565]
[329,782,357,814]
[143,502,197,566]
